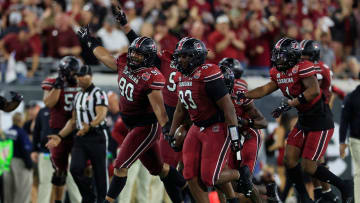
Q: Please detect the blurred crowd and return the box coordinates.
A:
[1,0,360,83]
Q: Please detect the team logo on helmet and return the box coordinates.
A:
[194,42,202,51]
[290,41,299,49]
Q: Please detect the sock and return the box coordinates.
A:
[286,164,311,200]
[165,166,186,188]
[161,168,184,203]
[107,176,127,199]
[314,187,323,200]
[55,201,62,203]
[227,198,240,203]
[313,165,345,190]
[104,200,111,203]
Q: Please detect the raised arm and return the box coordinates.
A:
[77,26,117,71]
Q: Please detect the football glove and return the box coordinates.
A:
[112,5,127,26]
[53,77,64,89]
[271,100,292,118]
[77,25,101,51]
[10,91,23,102]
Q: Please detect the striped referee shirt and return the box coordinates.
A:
[73,84,108,130]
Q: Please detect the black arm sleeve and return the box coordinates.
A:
[339,94,351,143]
[205,78,229,102]
[126,30,139,44]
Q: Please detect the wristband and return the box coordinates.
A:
[247,119,254,128]
[297,93,307,104]
[56,134,64,140]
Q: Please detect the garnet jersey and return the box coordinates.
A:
[41,78,80,129]
[158,50,178,107]
[315,61,332,104]
[270,60,333,131]
[270,60,322,112]
[174,64,225,126]
[116,54,165,127]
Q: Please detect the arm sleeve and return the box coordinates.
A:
[339,95,351,143]
[205,78,229,102]
[95,90,109,106]
[126,30,139,44]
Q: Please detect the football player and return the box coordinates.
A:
[41,56,81,203]
[239,38,354,203]
[300,39,340,203]
[219,61,279,201]
[77,24,186,203]
[164,37,243,203]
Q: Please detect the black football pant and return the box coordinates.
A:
[70,128,109,203]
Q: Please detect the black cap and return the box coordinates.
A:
[76,65,92,76]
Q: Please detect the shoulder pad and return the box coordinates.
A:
[198,64,223,82]
[41,78,55,90]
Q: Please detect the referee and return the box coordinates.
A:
[46,65,109,203]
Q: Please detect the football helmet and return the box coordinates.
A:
[219,57,244,79]
[271,38,301,72]
[127,36,157,69]
[173,37,207,75]
[219,65,235,93]
[300,39,320,62]
[58,56,81,85]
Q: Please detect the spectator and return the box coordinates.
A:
[245,16,277,75]
[207,14,246,64]
[97,15,129,56]
[189,20,215,61]
[43,13,81,58]
[0,28,41,81]
[319,31,336,68]
[123,0,143,34]
[153,15,178,52]
[0,10,22,39]
[3,112,33,203]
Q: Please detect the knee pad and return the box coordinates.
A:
[51,171,67,186]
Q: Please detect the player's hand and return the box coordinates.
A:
[236,91,247,102]
[112,5,127,26]
[46,135,62,149]
[287,98,300,107]
[77,123,90,136]
[340,143,348,159]
[78,25,90,42]
[271,102,291,118]
[77,25,101,51]
[10,91,23,102]
[53,77,64,89]
[31,152,39,163]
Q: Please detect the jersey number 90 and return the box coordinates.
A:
[118,77,134,101]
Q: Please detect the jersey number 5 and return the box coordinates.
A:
[118,77,134,101]
[179,90,197,109]
[166,72,177,92]
[64,94,74,111]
